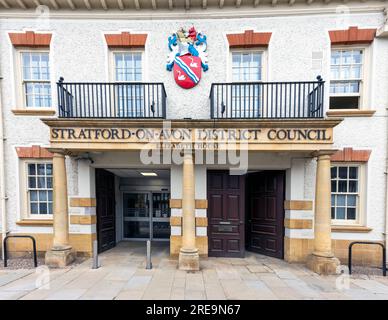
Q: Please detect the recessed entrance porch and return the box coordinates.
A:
[95,168,171,253]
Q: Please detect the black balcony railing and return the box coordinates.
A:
[210,77,325,119]
[57,78,167,118]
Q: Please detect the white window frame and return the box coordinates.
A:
[14,48,52,110]
[19,159,53,220]
[330,162,367,226]
[109,49,145,82]
[229,49,267,82]
[329,45,371,110]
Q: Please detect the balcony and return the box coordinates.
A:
[210,78,324,119]
[57,78,167,118]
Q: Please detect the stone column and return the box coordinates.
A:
[178,151,199,271]
[307,151,340,275]
[45,152,75,267]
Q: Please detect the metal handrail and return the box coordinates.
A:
[3,235,38,268]
[209,76,325,119]
[57,77,167,119]
[348,241,386,276]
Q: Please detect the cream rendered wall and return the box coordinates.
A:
[0,12,386,244]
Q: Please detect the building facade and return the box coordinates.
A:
[0,0,387,274]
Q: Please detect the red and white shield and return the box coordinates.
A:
[173,55,202,89]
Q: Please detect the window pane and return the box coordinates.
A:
[336,207,345,219]
[39,191,47,201]
[349,180,358,193]
[338,181,347,192]
[39,203,48,214]
[339,167,348,179]
[331,181,337,192]
[30,203,38,214]
[28,164,36,175]
[46,164,53,175]
[331,207,335,219]
[28,177,36,188]
[331,167,337,178]
[337,195,346,206]
[349,167,358,179]
[347,208,356,220]
[30,191,38,201]
[37,164,46,175]
[46,177,52,188]
[347,195,357,207]
[37,177,46,188]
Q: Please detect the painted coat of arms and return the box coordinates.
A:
[166,26,208,89]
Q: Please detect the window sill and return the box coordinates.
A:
[16,219,53,226]
[326,109,376,117]
[331,225,372,233]
[12,109,56,116]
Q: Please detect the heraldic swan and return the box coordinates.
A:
[189,56,198,68]
[177,70,186,81]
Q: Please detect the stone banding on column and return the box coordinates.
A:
[169,199,208,209]
[69,197,96,207]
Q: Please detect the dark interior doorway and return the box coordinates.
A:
[246,171,285,259]
[96,168,116,253]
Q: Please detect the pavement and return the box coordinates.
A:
[0,241,387,300]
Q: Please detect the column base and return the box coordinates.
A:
[178,248,199,271]
[45,247,75,268]
[306,253,340,275]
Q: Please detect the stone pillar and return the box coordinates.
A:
[307,152,340,275]
[178,151,199,271]
[45,152,75,267]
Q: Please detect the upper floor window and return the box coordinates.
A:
[232,52,262,82]
[331,164,363,224]
[21,51,51,108]
[114,52,142,82]
[330,49,364,110]
[112,51,144,117]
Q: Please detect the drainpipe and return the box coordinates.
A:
[0,76,6,260]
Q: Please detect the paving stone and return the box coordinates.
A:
[246,265,272,273]
[2,242,388,300]
[185,290,206,300]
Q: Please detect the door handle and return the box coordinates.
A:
[219,221,231,225]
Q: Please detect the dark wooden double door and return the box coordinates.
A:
[95,169,116,253]
[207,170,284,259]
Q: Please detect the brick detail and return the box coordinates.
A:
[104,32,147,48]
[226,30,272,48]
[69,198,97,207]
[70,215,97,225]
[284,200,313,211]
[170,216,182,226]
[16,145,53,159]
[331,148,371,163]
[329,26,376,45]
[9,31,52,47]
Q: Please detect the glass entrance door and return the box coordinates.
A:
[123,193,150,239]
[123,192,170,240]
[152,193,170,239]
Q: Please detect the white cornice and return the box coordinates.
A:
[0,4,385,20]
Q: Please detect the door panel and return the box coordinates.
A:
[208,170,245,258]
[246,171,285,258]
[96,169,116,253]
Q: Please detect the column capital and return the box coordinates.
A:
[311,149,338,158]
